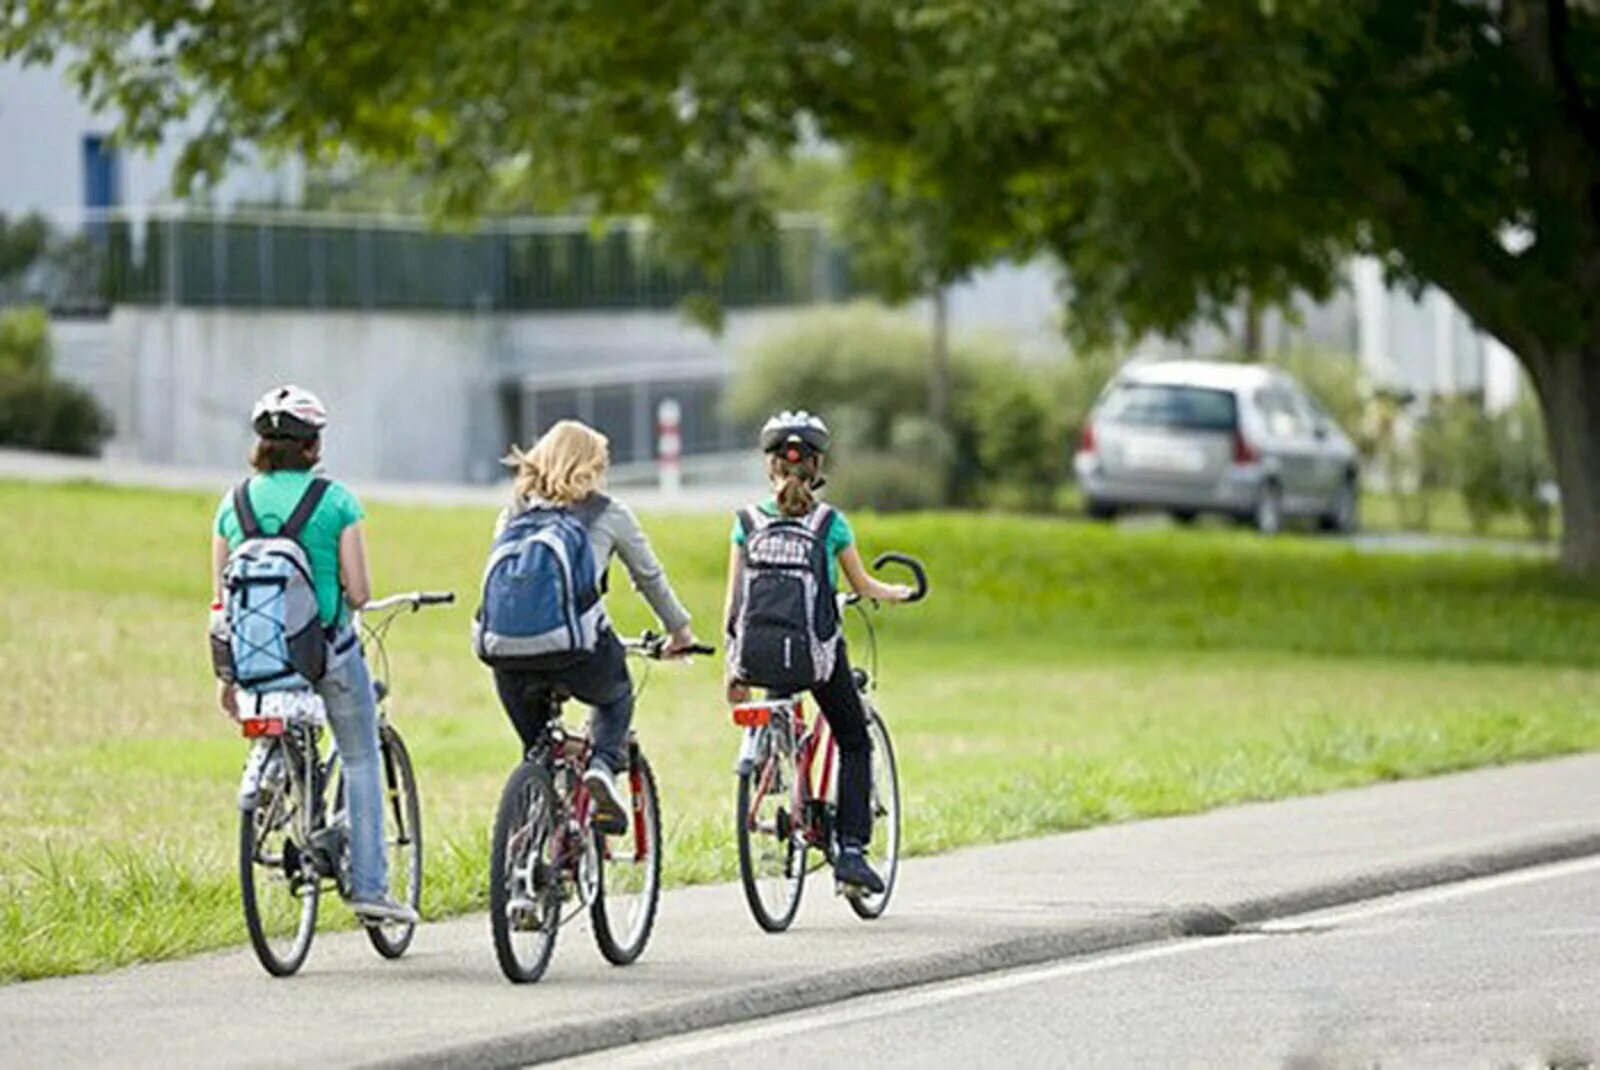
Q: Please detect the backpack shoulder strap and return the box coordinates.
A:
[280,477,332,542]
[807,503,836,540]
[233,480,263,540]
[736,506,764,540]
[571,493,611,529]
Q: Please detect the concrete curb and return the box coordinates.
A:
[372,828,1600,1069]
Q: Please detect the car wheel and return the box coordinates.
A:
[1253,482,1283,536]
[1169,510,1198,526]
[1086,498,1118,521]
[1320,478,1359,534]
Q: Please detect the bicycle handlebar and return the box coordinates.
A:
[872,552,929,603]
[623,632,717,660]
[363,590,456,613]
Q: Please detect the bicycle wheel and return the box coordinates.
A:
[367,723,423,959]
[590,750,662,965]
[240,741,320,977]
[489,759,562,983]
[848,708,900,921]
[736,732,806,933]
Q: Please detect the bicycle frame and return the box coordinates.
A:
[739,698,839,853]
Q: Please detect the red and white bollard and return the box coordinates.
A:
[657,398,682,497]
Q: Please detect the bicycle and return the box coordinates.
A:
[731,552,928,932]
[488,632,716,984]
[236,590,454,977]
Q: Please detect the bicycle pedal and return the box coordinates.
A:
[835,880,867,900]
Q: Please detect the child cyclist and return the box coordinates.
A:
[485,420,703,832]
[723,411,913,895]
[211,385,416,925]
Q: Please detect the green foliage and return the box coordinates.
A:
[728,304,1118,511]
[2,481,1598,978]
[0,213,50,285]
[0,307,113,456]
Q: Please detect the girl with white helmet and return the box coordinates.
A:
[723,411,914,894]
[210,385,417,926]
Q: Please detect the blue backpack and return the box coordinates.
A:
[212,478,332,692]
[473,502,606,669]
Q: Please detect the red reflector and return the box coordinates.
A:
[241,717,285,738]
[1079,423,1096,452]
[731,704,773,728]
[1232,429,1259,464]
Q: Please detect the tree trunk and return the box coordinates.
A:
[930,285,950,435]
[1528,340,1600,575]
[1240,293,1263,361]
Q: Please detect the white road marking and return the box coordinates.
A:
[544,854,1600,1068]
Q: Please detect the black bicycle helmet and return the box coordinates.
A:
[251,384,328,440]
[759,410,831,460]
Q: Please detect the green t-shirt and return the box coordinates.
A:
[215,472,366,628]
[730,499,855,588]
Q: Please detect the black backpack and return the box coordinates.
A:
[727,504,841,692]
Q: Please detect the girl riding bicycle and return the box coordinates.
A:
[723,411,913,895]
[211,385,415,926]
[489,420,703,832]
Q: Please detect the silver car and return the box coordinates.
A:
[1074,360,1360,534]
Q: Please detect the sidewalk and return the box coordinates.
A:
[2,754,1597,1069]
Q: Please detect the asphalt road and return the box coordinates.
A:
[567,858,1600,1069]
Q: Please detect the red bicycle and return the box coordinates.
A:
[732,553,928,931]
[488,632,713,983]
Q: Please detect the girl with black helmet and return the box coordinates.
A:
[723,411,914,894]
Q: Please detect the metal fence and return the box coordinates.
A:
[87,210,855,313]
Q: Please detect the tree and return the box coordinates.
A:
[6,1,1599,570]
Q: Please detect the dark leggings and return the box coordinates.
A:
[812,643,873,848]
[491,630,635,773]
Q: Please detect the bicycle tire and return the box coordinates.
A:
[736,736,806,933]
[590,752,662,965]
[848,708,900,921]
[489,759,562,983]
[366,724,423,959]
[240,741,320,977]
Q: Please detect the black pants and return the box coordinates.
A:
[811,643,873,848]
[492,630,634,773]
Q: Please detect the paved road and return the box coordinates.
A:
[586,858,1600,1069]
[1,756,1596,1068]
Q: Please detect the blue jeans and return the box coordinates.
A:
[315,648,388,901]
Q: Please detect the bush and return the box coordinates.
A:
[0,306,112,456]
[729,303,1124,513]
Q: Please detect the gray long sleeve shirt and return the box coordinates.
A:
[495,493,692,634]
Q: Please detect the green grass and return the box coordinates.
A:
[2,479,1597,981]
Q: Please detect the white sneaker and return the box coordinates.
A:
[351,896,419,926]
[583,766,629,835]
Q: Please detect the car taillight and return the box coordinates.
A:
[1079,423,1096,452]
[1232,428,1259,465]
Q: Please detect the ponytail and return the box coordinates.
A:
[768,453,820,517]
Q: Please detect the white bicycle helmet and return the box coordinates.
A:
[759,410,831,458]
[251,384,328,440]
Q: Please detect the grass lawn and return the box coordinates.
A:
[2,479,1597,981]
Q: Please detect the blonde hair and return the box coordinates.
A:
[508,420,610,505]
[766,451,821,517]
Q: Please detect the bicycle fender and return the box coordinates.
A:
[734,726,765,776]
[237,738,278,810]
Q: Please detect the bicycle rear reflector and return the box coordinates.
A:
[241,717,286,738]
[731,704,773,728]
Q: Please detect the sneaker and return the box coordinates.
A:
[834,845,885,896]
[350,896,419,926]
[583,765,629,836]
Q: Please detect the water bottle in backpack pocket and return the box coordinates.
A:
[212,478,332,692]
[473,505,606,670]
[728,505,840,693]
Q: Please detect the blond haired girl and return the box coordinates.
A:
[491,419,700,829]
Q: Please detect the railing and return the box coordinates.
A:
[79,209,855,313]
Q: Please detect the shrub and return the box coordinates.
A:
[827,451,948,512]
[0,306,112,456]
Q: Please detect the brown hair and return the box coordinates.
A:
[767,452,821,517]
[507,420,610,505]
[250,435,321,472]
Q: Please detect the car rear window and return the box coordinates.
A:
[1099,384,1238,432]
